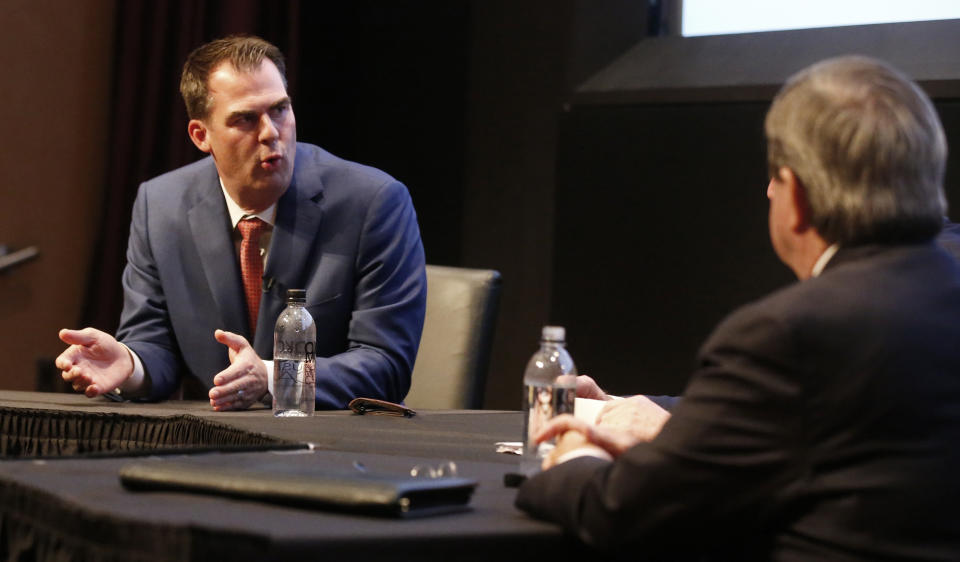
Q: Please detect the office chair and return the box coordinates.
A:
[404,265,502,409]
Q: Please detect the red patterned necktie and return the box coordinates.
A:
[237,218,266,335]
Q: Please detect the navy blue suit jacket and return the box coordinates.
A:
[517,242,960,560]
[115,143,427,409]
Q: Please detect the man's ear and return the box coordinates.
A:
[779,167,813,232]
[187,119,211,153]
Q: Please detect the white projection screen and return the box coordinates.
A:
[682,0,960,37]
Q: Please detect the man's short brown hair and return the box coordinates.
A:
[180,35,287,120]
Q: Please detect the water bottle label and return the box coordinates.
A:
[273,359,315,416]
[275,340,315,360]
[522,383,575,454]
[276,359,301,384]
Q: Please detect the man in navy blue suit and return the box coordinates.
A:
[56,36,426,411]
[518,56,960,560]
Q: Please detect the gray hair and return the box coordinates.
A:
[765,55,947,245]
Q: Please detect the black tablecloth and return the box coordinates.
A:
[0,391,584,562]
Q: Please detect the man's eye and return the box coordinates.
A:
[230,116,253,127]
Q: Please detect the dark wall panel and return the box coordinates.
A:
[293,1,471,266]
[554,99,960,396]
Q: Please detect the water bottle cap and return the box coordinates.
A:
[541,325,566,342]
[286,289,306,302]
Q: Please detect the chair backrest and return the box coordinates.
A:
[405,265,502,410]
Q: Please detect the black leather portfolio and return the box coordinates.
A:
[118,460,478,518]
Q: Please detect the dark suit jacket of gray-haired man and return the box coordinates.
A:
[517,56,960,561]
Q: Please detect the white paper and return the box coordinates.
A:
[574,397,607,424]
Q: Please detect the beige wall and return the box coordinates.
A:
[0,0,115,390]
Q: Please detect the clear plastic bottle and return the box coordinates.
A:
[272,289,316,417]
[520,325,577,474]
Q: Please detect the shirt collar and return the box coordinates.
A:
[811,243,840,278]
[220,178,277,228]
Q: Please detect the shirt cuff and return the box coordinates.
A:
[117,343,146,396]
[554,445,614,465]
[263,359,273,394]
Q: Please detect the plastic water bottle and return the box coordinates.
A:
[272,289,316,417]
[521,325,577,474]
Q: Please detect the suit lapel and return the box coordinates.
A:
[188,178,248,337]
[254,163,326,352]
